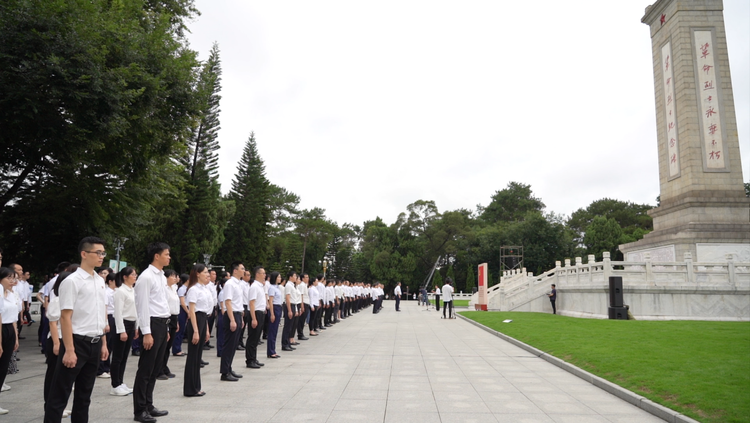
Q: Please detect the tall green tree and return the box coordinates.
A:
[568,198,653,249]
[0,0,199,274]
[465,265,475,293]
[479,182,545,224]
[215,132,270,267]
[170,43,233,271]
[584,216,623,260]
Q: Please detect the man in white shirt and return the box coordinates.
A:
[205,269,218,350]
[44,237,109,422]
[315,275,326,330]
[296,273,310,340]
[238,270,251,350]
[307,278,320,336]
[442,278,455,319]
[220,262,245,382]
[394,282,402,312]
[281,272,300,351]
[132,242,172,423]
[245,266,267,369]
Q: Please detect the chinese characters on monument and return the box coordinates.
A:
[661,42,680,177]
[694,30,726,169]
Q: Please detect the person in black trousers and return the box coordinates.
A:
[183,264,211,397]
[132,243,173,423]
[547,284,557,314]
[158,270,180,380]
[219,262,245,381]
[0,267,21,415]
[110,267,137,396]
[245,267,266,369]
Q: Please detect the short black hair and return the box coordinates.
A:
[78,236,106,254]
[0,267,14,282]
[286,270,297,279]
[146,242,170,264]
[115,267,136,287]
[230,261,244,273]
[252,266,264,279]
[316,273,324,281]
[551,284,556,287]
[164,269,178,279]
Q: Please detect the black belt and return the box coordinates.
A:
[151,316,171,325]
[74,334,102,344]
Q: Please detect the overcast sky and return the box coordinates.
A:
[185,1,749,227]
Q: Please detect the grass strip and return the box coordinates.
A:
[451,300,470,307]
[460,311,750,423]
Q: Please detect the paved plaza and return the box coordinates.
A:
[3,301,665,423]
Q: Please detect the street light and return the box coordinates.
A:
[203,254,211,266]
[114,237,128,271]
[323,260,328,278]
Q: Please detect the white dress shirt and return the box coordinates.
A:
[167,284,180,316]
[308,284,319,308]
[298,282,310,305]
[249,280,267,312]
[394,285,402,296]
[114,284,137,334]
[58,267,107,337]
[46,296,62,338]
[105,287,116,315]
[316,284,325,304]
[223,277,243,312]
[241,280,251,308]
[134,264,171,335]
[186,284,213,314]
[1,291,20,324]
[442,284,454,302]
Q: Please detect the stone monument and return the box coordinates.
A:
[620,0,750,262]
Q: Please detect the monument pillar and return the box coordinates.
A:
[620,0,750,262]
[476,263,488,311]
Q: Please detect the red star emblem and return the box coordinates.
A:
[660,14,666,25]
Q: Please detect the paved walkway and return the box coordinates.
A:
[3,301,664,423]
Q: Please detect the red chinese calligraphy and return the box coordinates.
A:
[706,107,716,118]
[711,140,718,147]
[700,43,710,59]
[709,151,720,160]
[707,95,713,103]
[666,77,671,85]
[670,138,676,147]
[667,95,672,104]
[669,122,675,130]
[708,123,717,135]
[704,81,714,90]
[665,55,670,71]
[702,64,713,74]
[671,153,677,163]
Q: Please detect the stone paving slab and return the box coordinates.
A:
[1,301,665,422]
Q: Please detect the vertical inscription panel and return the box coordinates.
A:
[693,29,727,170]
[661,41,680,179]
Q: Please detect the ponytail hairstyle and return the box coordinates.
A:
[106,272,118,288]
[115,266,136,287]
[53,271,75,297]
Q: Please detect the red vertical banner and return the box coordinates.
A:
[478,265,484,286]
[477,263,488,310]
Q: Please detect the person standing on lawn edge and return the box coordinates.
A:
[547,284,556,315]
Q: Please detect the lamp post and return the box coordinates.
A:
[323,260,328,279]
[114,237,128,272]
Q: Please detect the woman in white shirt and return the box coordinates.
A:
[98,273,117,378]
[0,267,20,415]
[172,274,189,357]
[266,272,283,359]
[110,267,138,396]
[183,264,211,397]
[159,269,181,380]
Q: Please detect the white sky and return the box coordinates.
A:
[186,1,749,227]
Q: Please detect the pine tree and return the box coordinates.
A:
[215,132,271,267]
[446,264,455,282]
[465,264,475,293]
[433,269,443,288]
[171,43,233,271]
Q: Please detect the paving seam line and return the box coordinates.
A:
[456,314,701,423]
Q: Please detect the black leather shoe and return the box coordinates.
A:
[282,346,294,351]
[134,411,156,422]
[236,345,245,350]
[202,345,210,350]
[298,336,309,340]
[254,360,264,366]
[132,350,141,356]
[231,370,243,378]
[156,374,168,380]
[221,373,239,381]
[201,360,209,366]
[246,362,261,369]
[267,354,280,358]
[148,407,168,417]
[167,372,176,378]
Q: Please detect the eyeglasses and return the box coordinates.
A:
[85,251,107,258]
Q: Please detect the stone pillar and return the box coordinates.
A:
[621,0,750,262]
[476,263,488,311]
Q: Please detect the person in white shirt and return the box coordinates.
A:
[44,237,109,422]
[220,262,245,382]
[315,275,326,330]
[98,272,117,379]
[281,272,300,351]
[110,267,138,396]
[172,273,189,357]
[238,270,251,350]
[296,273,310,340]
[307,278,320,336]
[442,278,455,319]
[132,242,172,423]
[265,271,283,358]
[157,269,181,380]
[434,285,441,312]
[324,281,335,327]
[0,266,21,415]
[183,264,212,397]
[394,282,402,312]
[245,266,267,369]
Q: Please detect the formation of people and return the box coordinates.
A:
[0,239,389,422]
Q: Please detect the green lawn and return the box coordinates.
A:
[451,300,469,307]
[460,311,750,423]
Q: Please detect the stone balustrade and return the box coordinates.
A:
[470,252,750,321]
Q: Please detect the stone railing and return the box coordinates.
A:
[470,252,750,321]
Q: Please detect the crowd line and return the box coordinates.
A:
[0,238,387,422]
